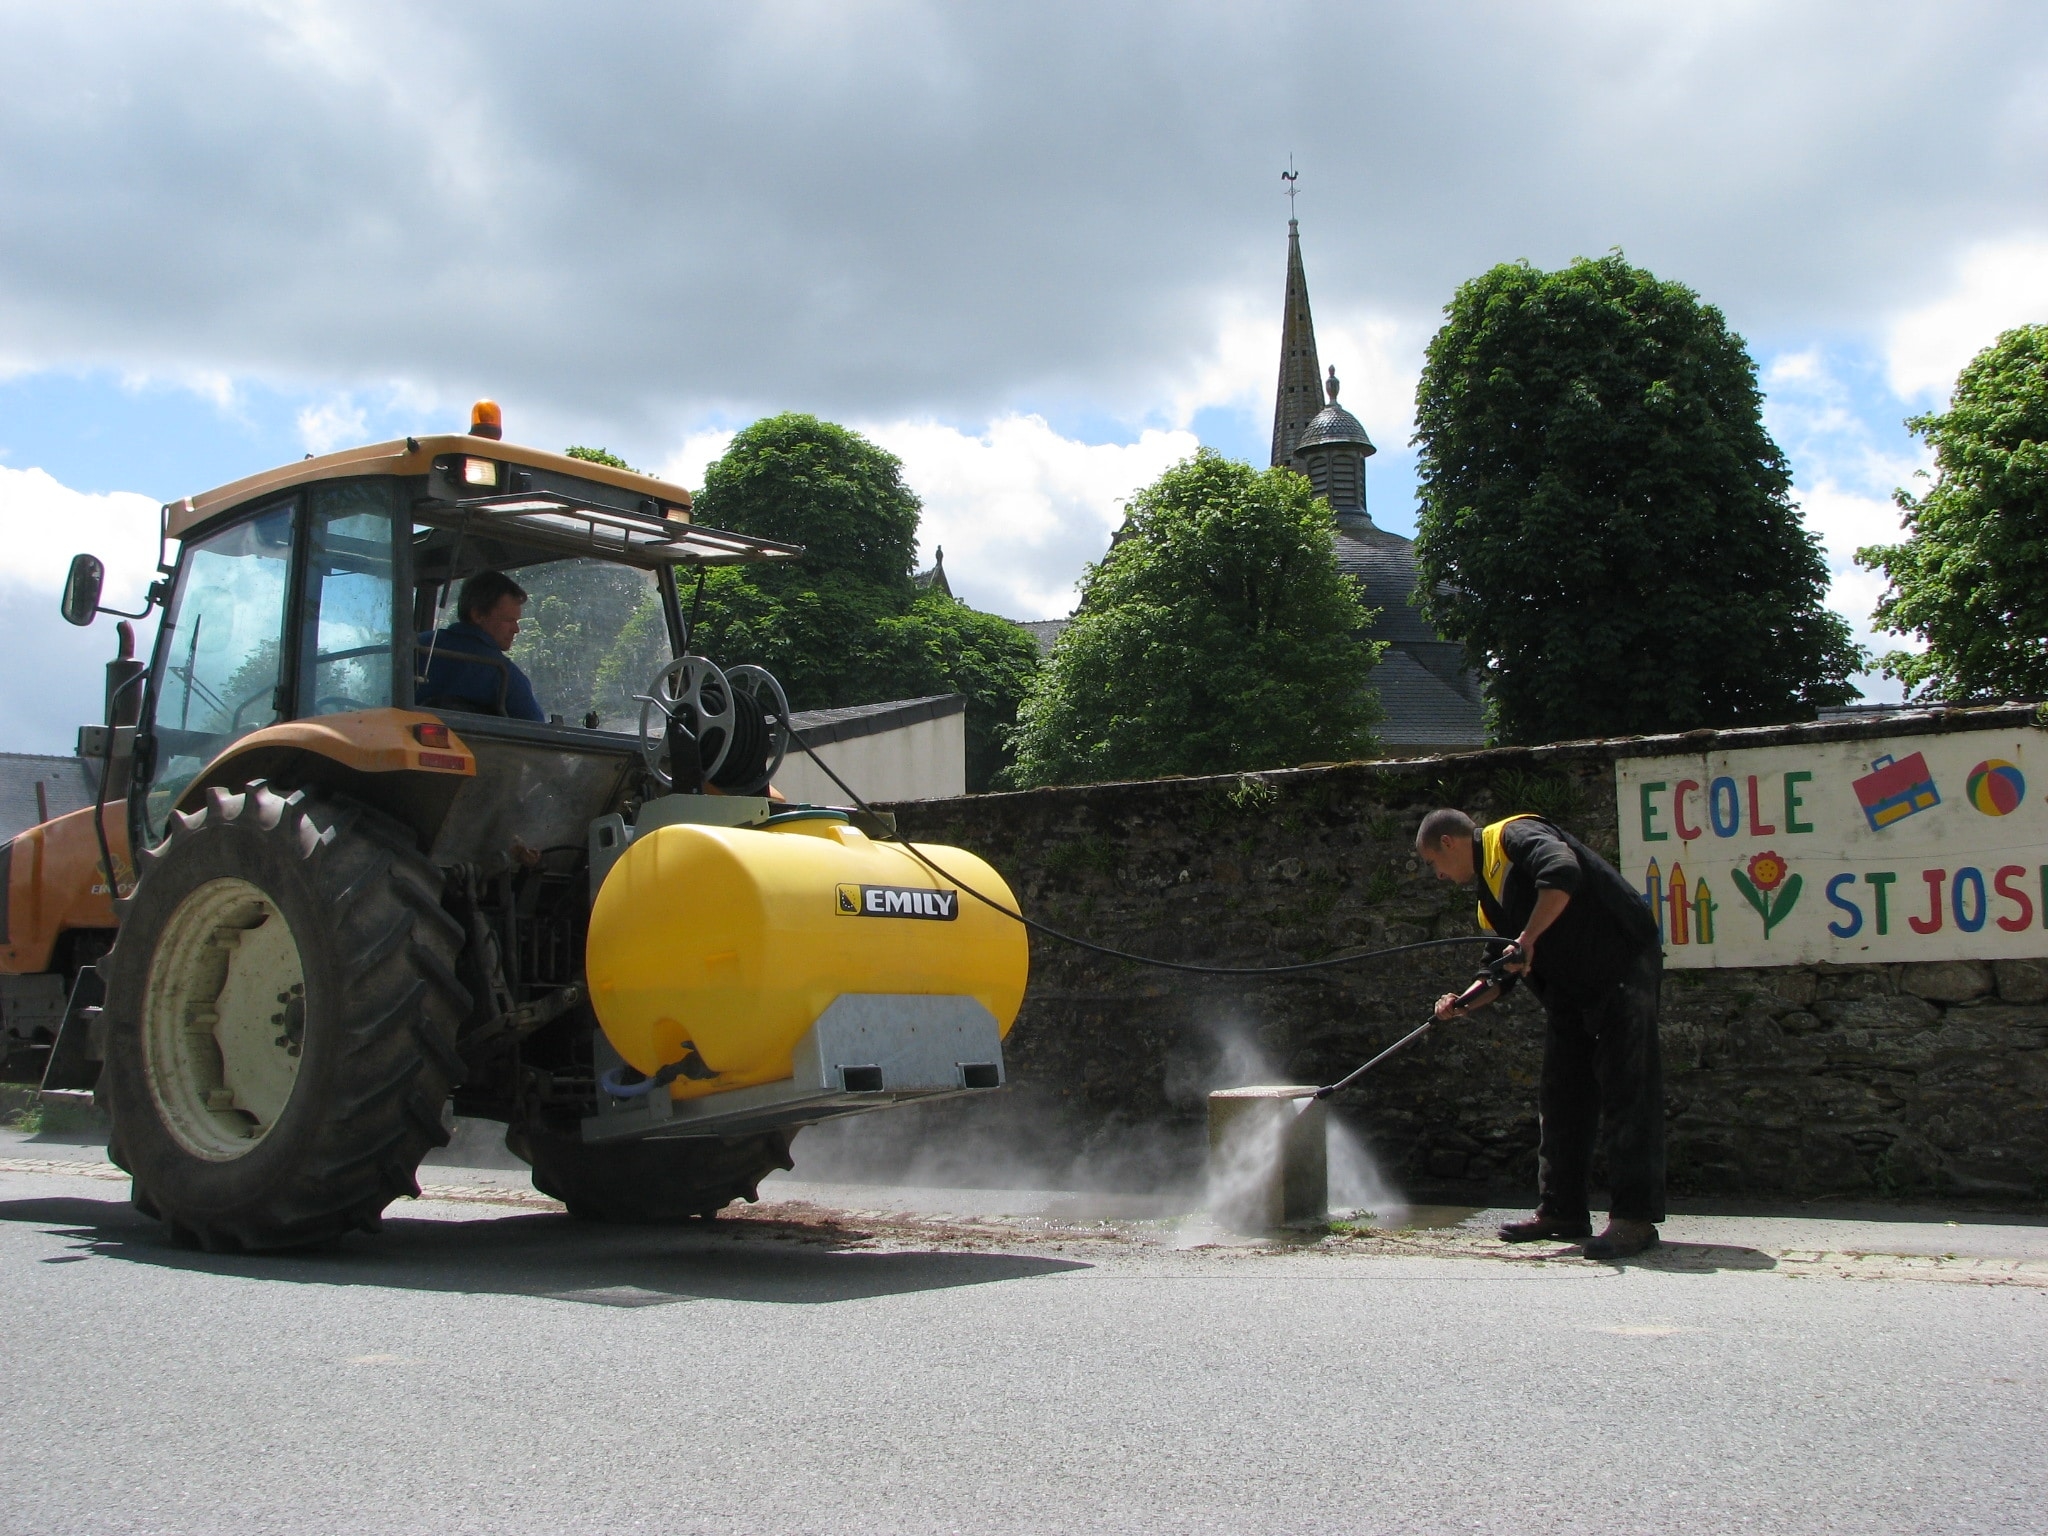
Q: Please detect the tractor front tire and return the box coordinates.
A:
[513,1123,796,1222]
[99,783,469,1250]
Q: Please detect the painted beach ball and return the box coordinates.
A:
[1966,759,2026,816]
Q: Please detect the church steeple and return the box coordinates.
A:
[1269,217,1323,468]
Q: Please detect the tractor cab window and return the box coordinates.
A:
[411,525,667,729]
[146,500,296,836]
[299,482,397,716]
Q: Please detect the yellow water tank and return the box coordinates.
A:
[585,817,1029,1098]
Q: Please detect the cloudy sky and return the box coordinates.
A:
[3,1,2046,752]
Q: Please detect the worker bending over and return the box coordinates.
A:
[1416,807,1665,1259]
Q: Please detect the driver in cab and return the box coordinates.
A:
[418,571,545,722]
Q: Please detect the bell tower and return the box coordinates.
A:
[1291,365,1377,522]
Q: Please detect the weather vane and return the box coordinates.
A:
[1281,156,1299,217]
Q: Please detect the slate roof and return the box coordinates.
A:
[1295,400,1375,454]
[1016,619,1069,657]
[1367,650,1488,751]
[0,753,102,844]
[1332,515,1449,648]
[1323,514,1489,749]
[787,694,965,749]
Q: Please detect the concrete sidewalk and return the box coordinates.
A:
[7,1123,2044,1276]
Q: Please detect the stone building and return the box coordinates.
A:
[1273,217,1487,755]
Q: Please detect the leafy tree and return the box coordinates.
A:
[1411,253,1863,744]
[683,414,1041,791]
[1857,324,2048,701]
[565,445,635,470]
[1006,449,1382,787]
[692,414,921,589]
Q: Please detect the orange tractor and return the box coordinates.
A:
[0,406,1027,1249]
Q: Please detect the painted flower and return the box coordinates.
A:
[1746,851,1788,892]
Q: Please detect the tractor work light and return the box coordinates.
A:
[461,457,499,488]
[469,399,503,439]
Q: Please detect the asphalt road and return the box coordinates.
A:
[1,1151,2043,1536]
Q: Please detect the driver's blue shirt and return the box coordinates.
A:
[416,620,544,722]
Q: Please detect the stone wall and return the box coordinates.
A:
[867,705,2048,1207]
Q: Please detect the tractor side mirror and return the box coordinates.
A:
[60,554,105,627]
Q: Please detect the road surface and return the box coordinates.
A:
[1,1138,2043,1535]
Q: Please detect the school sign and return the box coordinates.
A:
[1615,728,2048,968]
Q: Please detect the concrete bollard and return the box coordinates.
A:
[1206,1086,1328,1233]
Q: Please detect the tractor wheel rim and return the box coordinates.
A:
[141,877,307,1161]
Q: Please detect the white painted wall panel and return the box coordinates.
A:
[775,708,966,805]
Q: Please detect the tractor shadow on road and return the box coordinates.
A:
[0,1194,1092,1306]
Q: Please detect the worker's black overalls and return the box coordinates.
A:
[1475,817,1666,1225]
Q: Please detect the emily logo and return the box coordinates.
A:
[835,884,959,920]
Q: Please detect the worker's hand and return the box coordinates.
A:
[1505,935,1535,975]
[1434,992,1465,1021]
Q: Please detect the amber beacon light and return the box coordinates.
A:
[469,399,503,440]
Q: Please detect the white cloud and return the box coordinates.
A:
[654,429,738,495]
[869,415,1198,620]
[0,465,164,601]
[1795,480,1922,698]
[1761,344,1936,701]
[0,465,166,752]
[1156,291,1428,453]
[1884,234,2048,402]
[4,4,2044,434]
[296,399,369,456]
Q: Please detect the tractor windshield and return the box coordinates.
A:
[410,528,670,730]
[145,499,298,836]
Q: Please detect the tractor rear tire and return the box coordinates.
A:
[98,783,470,1250]
[513,1123,796,1222]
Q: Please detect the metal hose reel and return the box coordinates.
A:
[636,655,791,796]
[638,655,737,789]
[720,664,792,795]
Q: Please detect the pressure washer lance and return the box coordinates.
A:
[1310,943,1522,1101]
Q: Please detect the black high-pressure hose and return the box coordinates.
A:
[780,724,1500,982]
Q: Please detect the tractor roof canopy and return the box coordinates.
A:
[166,434,802,570]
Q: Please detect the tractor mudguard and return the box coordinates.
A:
[0,806,126,976]
[170,708,478,850]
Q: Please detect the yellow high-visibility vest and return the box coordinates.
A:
[1476,814,1540,934]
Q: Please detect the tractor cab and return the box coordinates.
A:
[127,416,802,859]
[4,406,1027,1249]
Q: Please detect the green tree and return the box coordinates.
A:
[1857,324,2048,701]
[685,414,1041,791]
[1006,449,1382,787]
[692,414,921,589]
[565,445,635,470]
[1411,253,1862,744]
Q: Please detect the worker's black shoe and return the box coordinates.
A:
[1497,1213,1592,1243]
[1582,1218,1661,1260]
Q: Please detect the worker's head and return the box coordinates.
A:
[1415,808,1477,882]
[459,570,528,651]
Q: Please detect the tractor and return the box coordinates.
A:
[0,404,1027,1250]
